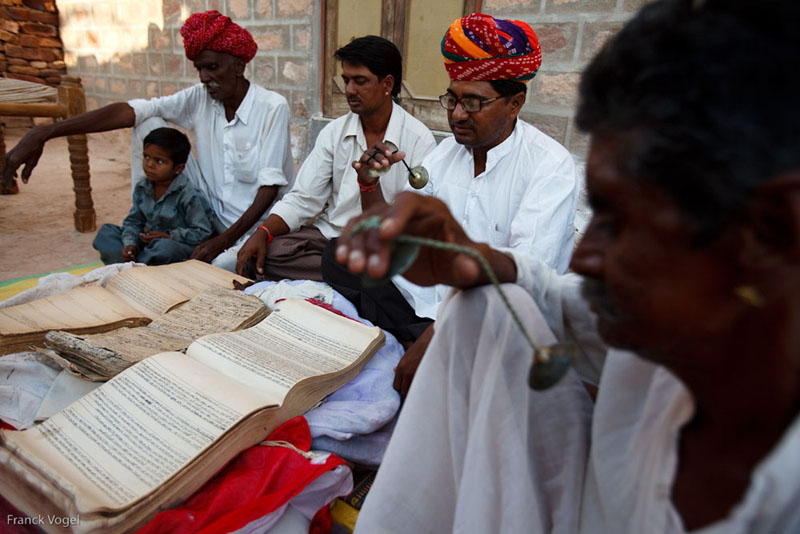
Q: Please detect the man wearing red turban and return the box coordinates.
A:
[3,11,294,271]
[181,10,258,63]
[324,14,578,399]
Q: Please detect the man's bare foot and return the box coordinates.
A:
[0,178,20,195]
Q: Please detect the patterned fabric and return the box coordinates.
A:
[441,13,542,82]
[180,10,257,62]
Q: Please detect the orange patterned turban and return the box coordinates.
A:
[180,10,257,63]
[441,13,542,82]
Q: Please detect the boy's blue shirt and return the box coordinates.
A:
[121,172,215,247]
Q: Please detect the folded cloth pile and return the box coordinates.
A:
[245,280,404,466]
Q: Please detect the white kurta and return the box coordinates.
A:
[358,251,800,533]
[354,284,593,534]
[393,119,578,319]
[511,251,800,534]
[128,83,295,232]
[270,102,436,239]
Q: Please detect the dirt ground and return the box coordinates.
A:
[0,126,133,282]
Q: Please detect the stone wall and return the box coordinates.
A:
[484,0,653,157]
[58,0,320,165]
[56,0,652,163]
[0,0,67,86]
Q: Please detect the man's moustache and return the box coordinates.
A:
[581,278,623,321]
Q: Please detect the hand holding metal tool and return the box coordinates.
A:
[364,148,429,189]
[348,215,574,390]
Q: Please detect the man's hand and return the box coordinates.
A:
[4,102,135,189]
[394,324,434,398]
[3,127,48,186]
[337,192,490,289]
[235,231,268,277]
[191,235,229,263]
[352,142,406,186]
[121,245,138,262]
[139,230,170,244]
[232,279,256,291]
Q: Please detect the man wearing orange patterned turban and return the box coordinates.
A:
[441,13,542,82]
[4,10,294,272]
[325,14,579,402]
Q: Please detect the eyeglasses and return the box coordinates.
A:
[438,94,501,113]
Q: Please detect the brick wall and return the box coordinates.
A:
[58,0,320,165]
[57,0,652,164]
[0,0,67,86]
[483,0,653,157]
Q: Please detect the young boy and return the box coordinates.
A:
[93,127,215,265]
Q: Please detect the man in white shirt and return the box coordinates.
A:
[3,11,294,271]
[337,1,800,532]
[234,36,435,282]
[324,15,578,396]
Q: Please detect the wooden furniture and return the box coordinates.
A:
[0,76,95,233]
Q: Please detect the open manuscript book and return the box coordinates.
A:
[44,287,269,380]
[0,298,385,533]
[0,260,249,355]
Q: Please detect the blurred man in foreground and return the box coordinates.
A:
[340,1,800,532]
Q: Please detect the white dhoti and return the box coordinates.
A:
[355,284,593,534]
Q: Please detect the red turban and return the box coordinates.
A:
[180,10,257,63]
[441,13,542,82]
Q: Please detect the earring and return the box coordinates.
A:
[734,285,765,307]
[385,91,389,96]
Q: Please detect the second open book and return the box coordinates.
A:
[0,260,250,355]
[0,297,385,533]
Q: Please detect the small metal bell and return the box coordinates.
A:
[368,166,391,179]
[408,166,429,189]
[528,344,575,390]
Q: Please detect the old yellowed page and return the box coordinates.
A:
[147,287,267,339]
[187,298,381,400]
[43,288,269,377]
[0,286,145,335]
[105,260,249,319]
[2,351,276,513]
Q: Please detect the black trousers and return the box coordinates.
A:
[322,238,433,343]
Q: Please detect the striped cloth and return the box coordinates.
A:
[441,13,542,82]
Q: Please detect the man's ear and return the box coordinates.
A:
[234,58,247,78]
[508,92,526,117]
[744,172,800,262]
[382,74,395,96]
[173,163,186,177]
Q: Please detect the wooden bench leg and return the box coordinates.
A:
[67,133,95,232]
[0,121,20,195]
[59,76,95,232]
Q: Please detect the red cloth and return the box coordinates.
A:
[304,298,361,323]
[137,416,348,534]
[1,494,43,534]
[272,297,361,323]
[180,10,257,62]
